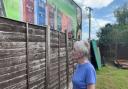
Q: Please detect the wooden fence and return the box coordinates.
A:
[0,17,74,89]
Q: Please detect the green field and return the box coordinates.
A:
[96,65,128,89]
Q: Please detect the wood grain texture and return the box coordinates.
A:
[0,55,26,68]
[0,48,26,59]
[0,74,27,89]
[0,17,75,89]
[0,32,26,42]
[0,42,26,49]
[0,23,26,33]
[0,17,47,89]
[4,80,27,89]
[0,63,26,75]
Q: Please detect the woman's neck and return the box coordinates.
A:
[78,57,88,64]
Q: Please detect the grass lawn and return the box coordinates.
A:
[96,65,128,89]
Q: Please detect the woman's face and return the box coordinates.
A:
[72,47,84,60]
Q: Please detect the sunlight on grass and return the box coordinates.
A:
[96,65,128,89]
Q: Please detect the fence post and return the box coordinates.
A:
[26,23,30,89]
[65,30,69,89]
[72,39,75,73]
[58,31,61,89]
[45,26,50,89]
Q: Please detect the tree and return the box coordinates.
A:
[114,3,128,25]
[97,3,128,61]
[97,24,113,46]
[98,3,128,46]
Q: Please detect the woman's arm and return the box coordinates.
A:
[87,84,95,89]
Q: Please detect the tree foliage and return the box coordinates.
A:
[114,3,128,25]
[97,24,114,45]
[97,3,128,45]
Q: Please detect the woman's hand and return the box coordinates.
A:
[87,84,95,89]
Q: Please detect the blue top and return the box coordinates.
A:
[72,61,96,89]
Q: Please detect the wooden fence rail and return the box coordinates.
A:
[0,17,74,89]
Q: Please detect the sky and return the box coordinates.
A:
[74,0,128,40]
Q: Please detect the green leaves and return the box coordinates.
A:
[114,3,128,25]
[97,3,128,46]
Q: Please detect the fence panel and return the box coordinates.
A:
[0,17,74,89]
[49,30,59,89]
[117,44,128,60]
[27,24,46,89]
[59,32,67,89]
[68,39,74,82]
[0,18,27,89]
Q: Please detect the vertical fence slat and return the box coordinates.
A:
[45,26,50,89]
[58,31,61,89]
[26,23,30,89]
[72,39,75,73]
[65,30,69,89]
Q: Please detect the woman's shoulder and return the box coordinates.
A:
[83,62,95,70]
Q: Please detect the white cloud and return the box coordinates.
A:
[74,0,114,9]
[82,32,89,40]
[92,18,111,28]
[91,18,111,36]
[82,31,98,40]
[75,0,114,40]
[104,13,114,18]
[91,33,99,40]
[103,13,116,23]
[82,17,112,40]
[85,17,111,31]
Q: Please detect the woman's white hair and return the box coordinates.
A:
[74,40,90,57]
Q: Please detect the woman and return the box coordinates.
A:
[72,40,96,89]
